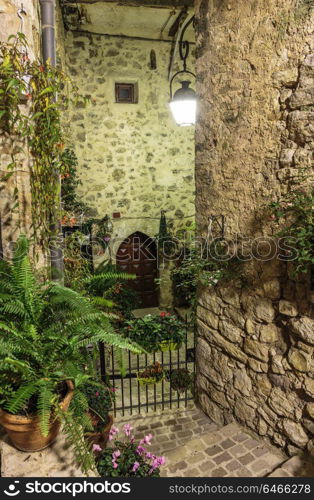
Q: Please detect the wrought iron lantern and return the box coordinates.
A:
[169,16,196,126]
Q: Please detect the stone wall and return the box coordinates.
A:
[195,0,314,457]
[64,31,195,250]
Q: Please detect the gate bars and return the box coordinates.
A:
[99,315,196,417]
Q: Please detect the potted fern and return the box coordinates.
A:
[0,235,142,473]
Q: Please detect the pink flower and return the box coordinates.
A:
[92,444,102,452]
[95,391,100,397]
[123,423,133,437]
[140,433,153,446]
[112,461,118,469]
[136,445,146,455]
[146,452,153,459]
[149,455,166,474]
[108,426,119,441]
[112,450,121,460]
[110,387,117,392]
[132,461,140,472]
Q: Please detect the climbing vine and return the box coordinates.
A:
[0,33,83,245]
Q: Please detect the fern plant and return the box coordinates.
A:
[0,235,142,473]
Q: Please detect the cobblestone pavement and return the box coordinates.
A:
[116,406,314,478]
[1,406,313,477]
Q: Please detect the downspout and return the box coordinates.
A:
[39,0,64,281]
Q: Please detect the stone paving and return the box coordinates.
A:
[1,405,314,477]
[114,405,314,477]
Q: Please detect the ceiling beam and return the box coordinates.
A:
[64,1,194,8]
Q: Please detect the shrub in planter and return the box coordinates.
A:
[96,424,166,477]
[81,381,116,447]
[0,235,142,473]
[166,369,193,393]
[124,312,185,352]
[137,362,164,386]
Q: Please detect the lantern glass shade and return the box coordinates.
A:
[169,80,196,126]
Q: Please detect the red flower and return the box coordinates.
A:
[160,312,166,317]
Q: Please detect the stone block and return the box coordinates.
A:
[282,420,309,448]
[260,324,279,343]
[198,320,248,364]
[244,338,269,362]
[254,299,275,323]
[197,305,219,329]
[234,369,252,396]
[288,317,314,345]
[219,318,243,343]
[263,279,281,299]
[268,387,295,418]
[287,347,311,372]
[304,378,314,398]
[270,354,285,374]
[279,300,298,317]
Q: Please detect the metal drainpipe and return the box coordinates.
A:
[39,0,64,281]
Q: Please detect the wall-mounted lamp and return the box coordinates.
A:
[169,15,196,127]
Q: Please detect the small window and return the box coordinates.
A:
[115,83,138,104]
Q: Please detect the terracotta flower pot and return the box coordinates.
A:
[85,414,113,448]
[0,380,74,452]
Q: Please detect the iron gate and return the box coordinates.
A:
[99,315,196,417]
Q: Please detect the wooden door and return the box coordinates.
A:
[116,232,158,308]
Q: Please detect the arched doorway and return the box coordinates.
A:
[116,231,158,308]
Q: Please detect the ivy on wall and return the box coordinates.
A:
[0,33,83,246]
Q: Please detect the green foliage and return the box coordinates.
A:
[270,189,314,276]
[84,260,139,319]
[63,231,91,292]
[137,361,164,384]
[123,312,185,353]
[0,235,142,472]
[61,149,92,218]
[0,34,85,245]
[97,427,165,477]
[171,244,240,308]
[166,368,193,393]
[81,380,115,430]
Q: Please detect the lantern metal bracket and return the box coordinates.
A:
[169,14,196,99]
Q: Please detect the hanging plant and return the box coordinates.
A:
[0,33,85,245]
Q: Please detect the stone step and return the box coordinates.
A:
[268,455,314,478]
[161,422,286,477]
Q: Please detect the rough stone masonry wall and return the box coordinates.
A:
[195,0,314,457]
[0,0,40,257]
[64,32,195,246]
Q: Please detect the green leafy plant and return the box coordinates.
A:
[0,235,142,472]
[270,189,314,276]
[81,380,115,431]
[166,368,193,393]
[63,231,92,292]
[0,34,85,245]
[137,361,164,385]
[61,149,92,220]
[84,261,138,318]
[124,312,185,353]
[171,244,241,308]
[96,424,165,477]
